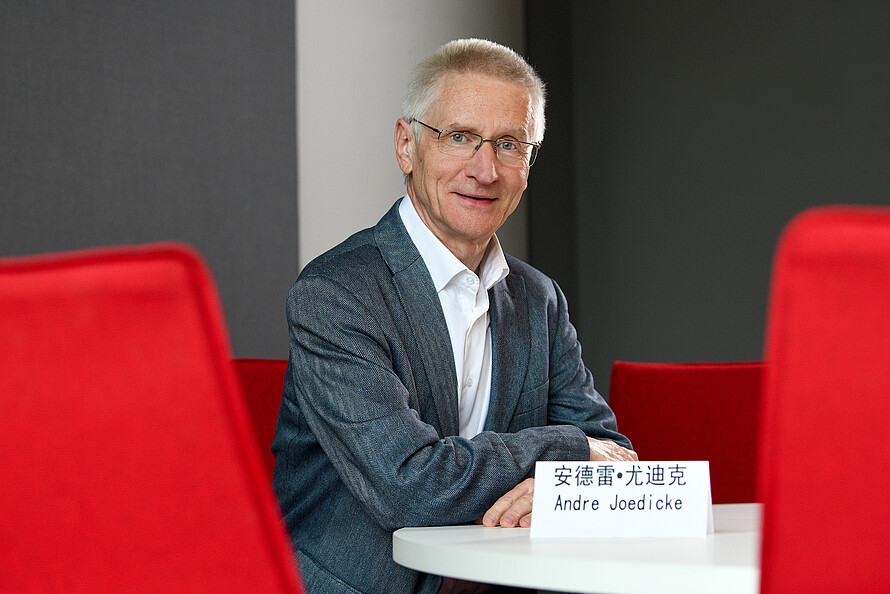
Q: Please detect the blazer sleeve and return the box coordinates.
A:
[281,272,590,532]
[544,277,633,450]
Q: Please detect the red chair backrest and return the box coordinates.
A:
[233,358,288,481]
[0,244,303,593]
[758,207,890,592]
[609,361,763,504]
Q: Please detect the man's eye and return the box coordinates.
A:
[448,132,471,144]
[497,140,518,151]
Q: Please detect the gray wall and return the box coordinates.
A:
[9,1,889,378]
[1,1,297,358]
[527,1,890,397]
[2,1,525,359]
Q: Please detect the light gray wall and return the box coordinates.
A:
[1,0,297,358]
[296,0,528,268]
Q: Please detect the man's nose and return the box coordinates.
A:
[466,140,499,183]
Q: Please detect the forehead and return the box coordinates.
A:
[428,72,534,138]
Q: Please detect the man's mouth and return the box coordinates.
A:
[456,192,496,202]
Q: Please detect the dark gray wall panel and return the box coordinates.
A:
[527,1,890,397]
[525,1,578,310]
[1,1,296,358]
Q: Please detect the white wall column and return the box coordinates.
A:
[297,0,527,268]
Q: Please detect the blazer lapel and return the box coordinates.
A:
[485,272,531,433]
[374,201,460,437]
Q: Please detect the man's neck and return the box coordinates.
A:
[447,239,490,274]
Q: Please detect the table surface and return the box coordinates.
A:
[393,503,761,594]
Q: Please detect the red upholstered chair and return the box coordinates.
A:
[609,361,763,504]
[758,206,890,593]
[233,358,288,481]
[0,244,304,593]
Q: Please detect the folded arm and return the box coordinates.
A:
[481,276,637,527]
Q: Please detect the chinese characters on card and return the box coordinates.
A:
[531,461,712,538]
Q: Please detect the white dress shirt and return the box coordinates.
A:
[399,196,510,438]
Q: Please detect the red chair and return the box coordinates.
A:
[233,358,288,481]
[0,244,304,593]
[759,206,890,592]
[609,361,763,504]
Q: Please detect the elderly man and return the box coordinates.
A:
[272,39,636,594]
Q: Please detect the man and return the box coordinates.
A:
[272,39,636,594]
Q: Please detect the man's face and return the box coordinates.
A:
[396,72,535,263]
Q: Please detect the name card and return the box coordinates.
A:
[530,461,713,539]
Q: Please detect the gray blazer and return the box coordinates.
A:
[272,201,630,594]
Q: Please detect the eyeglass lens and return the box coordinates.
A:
[437,130,535,166]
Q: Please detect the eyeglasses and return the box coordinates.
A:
[411,119,540,167]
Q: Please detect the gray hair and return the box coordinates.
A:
[402,38,546,144]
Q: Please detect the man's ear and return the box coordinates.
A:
[394,118,414,175]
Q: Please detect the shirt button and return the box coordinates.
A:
[465,377,474,387]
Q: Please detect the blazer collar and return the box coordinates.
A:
[485,270,531,433]
[374,200,423,274]
[374,201,461,436]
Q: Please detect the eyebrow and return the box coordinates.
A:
[441,122,529,141]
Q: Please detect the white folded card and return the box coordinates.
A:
[530,460,713,538]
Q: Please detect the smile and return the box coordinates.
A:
[456,192,496,202]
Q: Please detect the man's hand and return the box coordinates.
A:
[478,440,636,528]
[481,477,535,528]
[588,437,638,461]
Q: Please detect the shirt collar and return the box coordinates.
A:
[399,195,509,293]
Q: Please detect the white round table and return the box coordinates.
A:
[393,503,761,594]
